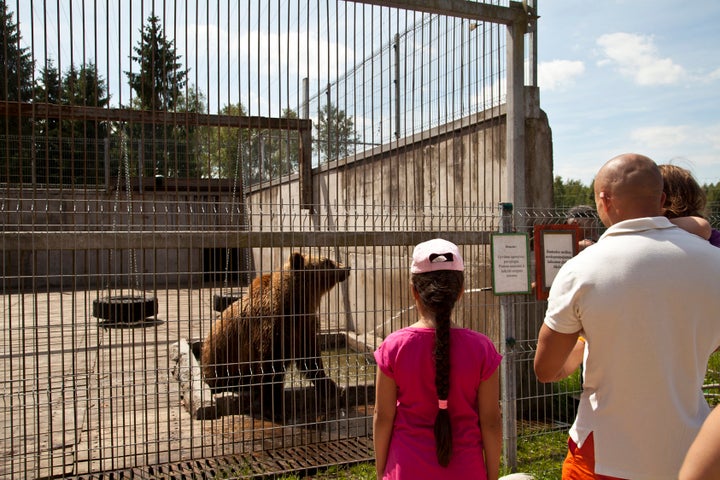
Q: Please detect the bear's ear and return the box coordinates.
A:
[289,252,305,270]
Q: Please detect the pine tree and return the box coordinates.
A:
[0,0,35,183]
[125,14,196,178]
[33,62,110,185]
[127,15,187,112]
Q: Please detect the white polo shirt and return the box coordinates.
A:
[545,216,720,480]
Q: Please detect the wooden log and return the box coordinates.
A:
[170,338,218,420]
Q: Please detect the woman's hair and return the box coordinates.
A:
[411,269,464,468]
[659,164,707,218]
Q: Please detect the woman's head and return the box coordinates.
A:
[659,164,707,219]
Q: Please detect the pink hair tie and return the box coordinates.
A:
[438,399,448,410]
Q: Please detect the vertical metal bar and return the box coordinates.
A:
[299,77,313,210]
[393,33,400,139]
[505,16,526,209]
[300,123,313,209]
[137,140,143,194]
[460,20,464,115]
[325,83,331,160]
[104,137,110,192]
[498,202,517,470]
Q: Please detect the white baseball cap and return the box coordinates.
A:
[410,238,464,273]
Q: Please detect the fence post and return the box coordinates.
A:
[104,137,110,192]
[498,202,518,470]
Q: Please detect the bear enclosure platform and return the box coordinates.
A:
[1,288,377,478]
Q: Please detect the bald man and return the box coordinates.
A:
[534,153,720,479]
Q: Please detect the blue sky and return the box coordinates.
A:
[536,0,720,186]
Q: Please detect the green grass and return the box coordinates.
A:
[270,432,567,479]
[296,463,376,479]
[500,430,567,480]
[272,353,720,480]
[706,351,720,406]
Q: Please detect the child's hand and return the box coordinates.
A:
[669,216,711,240]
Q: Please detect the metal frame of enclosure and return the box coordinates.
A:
[0,1,607,478]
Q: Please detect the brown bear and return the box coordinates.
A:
[201,251,350,421]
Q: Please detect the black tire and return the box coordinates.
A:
[93,295,158,323]
[212,294,241,313]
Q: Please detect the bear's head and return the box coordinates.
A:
[285,252,350,295]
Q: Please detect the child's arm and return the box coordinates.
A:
[373,369,397,479]
[670,216,712,240]
[478,369,502,480]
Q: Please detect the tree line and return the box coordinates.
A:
[554,176,720,218]
[0,2,358,187]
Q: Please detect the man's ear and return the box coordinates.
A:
[597,191,609,210]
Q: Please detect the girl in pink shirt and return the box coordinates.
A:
[373,239,502,479]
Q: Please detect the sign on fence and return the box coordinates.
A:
[490,233,531,295]
[533,224,580,300]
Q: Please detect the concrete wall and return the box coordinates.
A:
[244,91,553,340]
[1,190,251,291]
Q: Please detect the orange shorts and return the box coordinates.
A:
[562,432,627,480]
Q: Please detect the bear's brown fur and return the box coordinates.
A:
[201,251,350,421]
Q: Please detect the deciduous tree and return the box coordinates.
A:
[553,175,594,207]
[315,101,359,163]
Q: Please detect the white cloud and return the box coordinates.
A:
[630,125,690,148]
[703,124,720,150]
[537,60,585,91]
[596,33,685,86]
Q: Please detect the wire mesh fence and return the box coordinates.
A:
[3,1,717,478]
[3,194,720,478]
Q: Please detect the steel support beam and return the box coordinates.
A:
[1,230,494,251]
[344,0,527,26]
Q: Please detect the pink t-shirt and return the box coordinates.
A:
[374,327,502,479]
